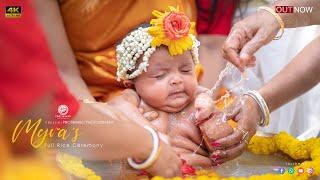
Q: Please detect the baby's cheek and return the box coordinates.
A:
[185,78,198,96]
[141,86,169,106]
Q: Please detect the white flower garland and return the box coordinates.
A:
[116,27,200,81]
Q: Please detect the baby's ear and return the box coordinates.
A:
[123,80,134,89]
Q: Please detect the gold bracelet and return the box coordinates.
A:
[257,6,285,40]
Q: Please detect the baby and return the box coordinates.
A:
[109,7,234,168]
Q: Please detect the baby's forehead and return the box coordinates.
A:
[147,47,193,67]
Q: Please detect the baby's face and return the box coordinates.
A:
[133,47,198,113]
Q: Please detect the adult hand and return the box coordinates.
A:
[146,141,182,177]
[139,100,159,121]
[209,96,261,164]
[169,135,212,167]
[222,9,281,71]
[98,102,180,177]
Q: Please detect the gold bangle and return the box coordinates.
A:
[257,6,285,40]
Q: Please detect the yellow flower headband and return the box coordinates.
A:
[116,6,200,81]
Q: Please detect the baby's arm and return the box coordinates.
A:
[194,86,216,125]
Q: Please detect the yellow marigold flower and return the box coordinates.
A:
[311,147,320,160]
[275,132,310,160]
[248,135,278,155]
[56,153,101,180]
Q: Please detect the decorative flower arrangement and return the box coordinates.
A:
[148,6,196,56]
[248,135,278,155]
[116,6,199,81]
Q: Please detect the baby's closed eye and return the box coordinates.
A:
[180,68,192,73]
[149,72,166,79]
[179,63,193,73]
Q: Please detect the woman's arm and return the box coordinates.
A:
[211,35,320,164]
[222,0,320,71]
[32,0,94,100]
[30,0,182,176]
[259,35,320,112]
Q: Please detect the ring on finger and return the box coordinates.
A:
[242,138,249,145]
[237,127,249,141]
[240,132,250,145]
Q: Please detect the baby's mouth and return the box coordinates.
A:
[168,90,187,98]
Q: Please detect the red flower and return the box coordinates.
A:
[181,163,196,175]
[137,170,148,176]
[163,12,191,40]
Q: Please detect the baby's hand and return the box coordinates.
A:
[194,92,217,125]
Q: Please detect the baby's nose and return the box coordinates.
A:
[170,74,183,85]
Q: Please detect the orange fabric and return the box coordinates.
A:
[60,0,199,101]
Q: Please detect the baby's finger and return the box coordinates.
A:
[138,108,144,114]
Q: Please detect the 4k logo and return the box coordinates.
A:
[5,6,22,18]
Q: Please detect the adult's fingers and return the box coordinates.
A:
[239,29,270,62]
[159,132,170,145]
[180,153,213,168]
[224,101,241,121]
[170,136,208,157]
[214,128,244,149]
[143,111,159,121]
[222,45,243,72]
[172,147,192,154]
[211,142,247,164]
[147,142,182,177]
[246,56,257,67]
[139,100,159,121]
[222,33,244,71]
[223,24,254,71]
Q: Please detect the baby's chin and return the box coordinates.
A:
[159,98,190,113]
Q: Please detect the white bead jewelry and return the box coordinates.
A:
[116,27,200,81]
